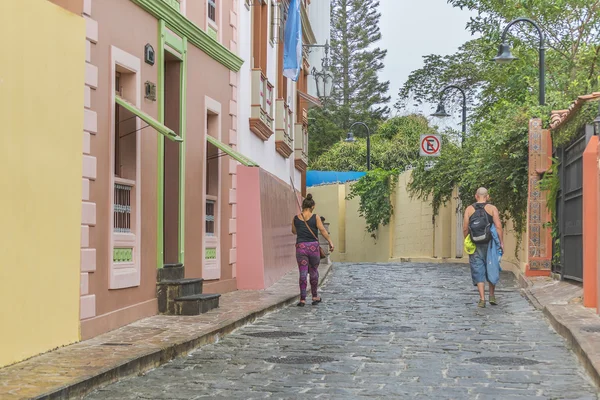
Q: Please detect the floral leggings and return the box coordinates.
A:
[295,241,320,301]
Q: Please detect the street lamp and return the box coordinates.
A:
[594,100,600,136]
[345,122,371,170]
[305,41,333,101]
[431,85,467,144]
[494,17,546,106]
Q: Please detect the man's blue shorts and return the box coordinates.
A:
[469,244,500,286]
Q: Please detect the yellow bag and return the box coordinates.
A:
[464,235,476,255]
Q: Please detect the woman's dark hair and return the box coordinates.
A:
[302,193,315,210]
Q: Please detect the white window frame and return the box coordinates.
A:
[206,0,221,42]
[109,46,142,290]
[202,96,223,280]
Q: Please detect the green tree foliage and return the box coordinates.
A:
[312,114,436,171]
[308,0,390,162]
[347,168,398,237]
[398,0,600,235]
[313,114,441,236]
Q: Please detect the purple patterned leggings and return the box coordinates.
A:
[296,241,320,301]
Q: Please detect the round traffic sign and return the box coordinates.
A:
[421,135,441,155]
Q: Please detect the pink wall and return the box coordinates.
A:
[237,166,297,290]
[236,167,265,289]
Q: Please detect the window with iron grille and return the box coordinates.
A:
[208,0,216,22]
[206,200,216,236]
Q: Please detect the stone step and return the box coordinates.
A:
[157,278,204,314]
[157,263,184,282]
[174,294,221,316]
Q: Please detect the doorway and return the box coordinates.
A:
[163,51,182,265]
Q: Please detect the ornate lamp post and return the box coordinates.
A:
[494,17,546,106]
[431,85,467,144]
[304,41,333,101]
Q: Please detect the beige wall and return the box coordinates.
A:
[311,171,526,270]
[310,184,345,261]
[392,172,435,259]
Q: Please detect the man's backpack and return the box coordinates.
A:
[469,203,492,244]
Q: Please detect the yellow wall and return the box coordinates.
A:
[393,172,435,259]
[310,171,527,270]
[311,184,345,261]
[0,0,84,367]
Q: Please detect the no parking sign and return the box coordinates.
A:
[419,135,442,157]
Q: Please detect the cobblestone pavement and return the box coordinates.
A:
[85,263,599,399]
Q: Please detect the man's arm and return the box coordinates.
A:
[463,207,471,238]
[492,206,504,249]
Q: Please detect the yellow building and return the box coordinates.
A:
[0,0,85,367]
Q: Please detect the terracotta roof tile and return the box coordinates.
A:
[550,92,600,130]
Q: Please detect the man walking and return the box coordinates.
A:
[463,187,504,308]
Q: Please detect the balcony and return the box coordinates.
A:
[249,69,274,141]
[275,99,293,158]
[294,123,308,172]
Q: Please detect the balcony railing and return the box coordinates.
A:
[249,69,274,140]
[294,123,308,171]
[275,99,293,158]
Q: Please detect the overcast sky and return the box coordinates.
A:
[379,0,477,125]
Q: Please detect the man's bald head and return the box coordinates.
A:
[475,187,489,202]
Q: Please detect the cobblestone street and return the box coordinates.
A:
[86,263,599,399]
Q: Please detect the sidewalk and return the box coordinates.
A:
[521,275,600,387]
[0,264,332,400]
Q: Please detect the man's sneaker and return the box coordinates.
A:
[489,296,498,306]
[477,299,486,308]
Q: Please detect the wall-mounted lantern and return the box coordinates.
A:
[145,81,156,101]
[145,44,155,66]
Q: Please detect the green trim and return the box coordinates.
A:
[163,0,180,11]
[178,36,188,265]
[165,28,185,56]
[130,0,244,72]
[207,136,259,167]
[157,20,166,269]
[115,95,182,142]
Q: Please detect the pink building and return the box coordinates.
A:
[72,0,249,339]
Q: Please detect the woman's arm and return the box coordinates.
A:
[316,215,334,251]
[291,216,297,235]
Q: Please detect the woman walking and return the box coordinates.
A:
[291,194,334,306]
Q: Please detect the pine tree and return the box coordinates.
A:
[309,0,390,163]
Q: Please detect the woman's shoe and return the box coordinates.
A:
[297,302,305,307]
[312,298,322,305]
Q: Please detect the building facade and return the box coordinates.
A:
[236,0,331,290]
[1,0,331,366]
[77,0,249,339]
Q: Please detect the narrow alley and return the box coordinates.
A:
[85,263,598,399]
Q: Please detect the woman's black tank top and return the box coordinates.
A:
[294,214,319,244]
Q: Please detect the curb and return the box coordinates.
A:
[541,305,600,388]
[34,264,334,400]
[513,269,600,388]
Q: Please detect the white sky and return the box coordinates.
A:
[379,0,477,128]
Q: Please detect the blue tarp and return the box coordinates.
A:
[306,171,367,187]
